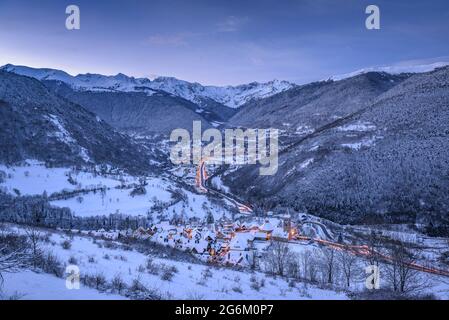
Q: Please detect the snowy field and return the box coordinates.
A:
[0,160,136,196]
[0,160,234,221]
[50,180,173,217]
[51,181,233,220]
[0,225,348,300]
[1,271,124,300]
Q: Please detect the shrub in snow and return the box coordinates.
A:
[130,185,146,197]
[161,269,175,281]
[187,292,205,300]
[250,281,261,291]
[196,279,206,286]
[232,286,243,293]
[37,252,64,278]
[250,276,264,291]
[88,256,95,263]
[111,275,127,294]
[68,256,78,265]
[103,254,110,260]
[81,274,95,287]
[129,278,146,293]
[103,241,119,250]
[42,233,51,243]
[61,239,72,250]
[137,264,145,273]
[201,268,213,280]
[146,258,159,275]
[127,278,162,300]
[93,273,107,290]
[164,265,178,274]
[114,255,127,262]
[160,264,177,281]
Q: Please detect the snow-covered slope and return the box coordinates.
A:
[1,64,295,109]
[1,224,349,300]
[330,61,449,81]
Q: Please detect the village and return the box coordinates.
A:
[75,214,317,268]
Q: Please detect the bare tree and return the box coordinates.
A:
[367,230,382,267]
[0,237,29,287]
[337,248,359,288]
[248,250,258,271]
[319,247,337,284]
[25,227,42,268]
[384,240,427,295]
[286,254,300,279]
[300,250,318,282]
[263,240,294,277]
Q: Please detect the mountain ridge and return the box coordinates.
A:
[0,64,296,109]
[0,70,159,174]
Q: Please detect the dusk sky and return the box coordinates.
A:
[0,0,448,85]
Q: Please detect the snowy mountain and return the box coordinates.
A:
[0,64,295,109]
[330,61,449,81]
[0,70,159,173]
[150,76,295,109]
[224,66,449,231]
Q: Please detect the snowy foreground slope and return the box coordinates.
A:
[1,271,124,300]
[0,224,347,300]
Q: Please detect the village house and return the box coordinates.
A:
[222,232,255,266]
[271,227,289,242]
[254,221,274,241]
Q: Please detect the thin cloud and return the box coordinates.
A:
[143,34,189,47]
[217,16,249,32]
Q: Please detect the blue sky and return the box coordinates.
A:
[0,0,448,85]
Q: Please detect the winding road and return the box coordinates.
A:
[195,158,252,214]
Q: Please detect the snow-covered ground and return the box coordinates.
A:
[0,160,235,221]
[1,271,125,300]
[210,176,230,193]
[0,160,136,196]
[50,180,173,217]
[0,225,348,300]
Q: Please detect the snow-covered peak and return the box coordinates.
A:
[150,77,295,109]
[330,61,449,81]
[0,64,157,95]
[1,64,295,108]
[1,64,74,83]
